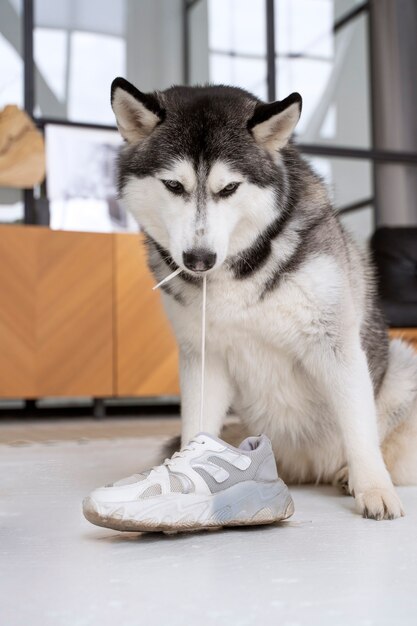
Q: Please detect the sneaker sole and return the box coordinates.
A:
[83,480,294,533]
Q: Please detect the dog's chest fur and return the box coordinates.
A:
[164,254,347,482]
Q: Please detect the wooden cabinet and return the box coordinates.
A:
[0,225,414,400]
[115,234,179,396]
[36,229,114,397]
[0,226,179,399]
[0,225,40,397]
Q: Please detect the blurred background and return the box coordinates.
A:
[0,0,416,417]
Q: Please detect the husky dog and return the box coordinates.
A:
[111,77,417,520]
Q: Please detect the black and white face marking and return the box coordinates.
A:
[112,80,302,276]
[161,180,185,195]
[160,178,241,200]
[123,158,268,274]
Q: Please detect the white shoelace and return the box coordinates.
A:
[153,269,207,433]
[163,437,205,468]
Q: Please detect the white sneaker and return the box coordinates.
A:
[83,433,294,532]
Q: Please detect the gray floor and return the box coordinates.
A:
[1,419,417,626]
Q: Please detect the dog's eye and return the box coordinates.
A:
[218,182,240,197]
[162,180,185,194]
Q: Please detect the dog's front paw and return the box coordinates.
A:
[355,488,404,520]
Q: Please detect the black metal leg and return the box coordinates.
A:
[24,399,37,415]
[93,398,106,420]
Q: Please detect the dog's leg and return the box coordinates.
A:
[376,339,417,485]
[333,465,352,495]
[179,350,234,446]
[307,338,404,520]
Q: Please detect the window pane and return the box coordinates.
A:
[35,0,126,36]
[0,0,23,109]
[68,32,125,124]
[34,0,127,123]
[276,1,371,149]
[208,0,266,56]
[276,0,333,58]
[34,0,185,124]
[305,155,374,241]
[210,54,267,100]
[277,57,333,135]
[34,28,68,106]
[207,0,267,99]
[0,0,24,224]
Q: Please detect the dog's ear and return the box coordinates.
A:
[111,77,165,143]
[248,93,302,153]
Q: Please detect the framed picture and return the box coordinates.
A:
[45,123,138,233]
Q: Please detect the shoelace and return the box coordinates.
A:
[154,269,207,433]
[162,438,206,469]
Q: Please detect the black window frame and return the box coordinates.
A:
[19,0,417,225]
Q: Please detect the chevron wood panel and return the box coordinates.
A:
[0,226,113,398]
[0,226,40,397]
[115,233,179,396]
[36,229,113,396]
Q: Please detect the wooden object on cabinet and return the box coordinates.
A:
[0,226,113,398]
[0,105,46,188]
[114,233,179,397]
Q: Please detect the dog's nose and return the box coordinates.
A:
[182,249,217,272]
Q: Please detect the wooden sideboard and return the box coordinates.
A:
[114,233,179,396]
[0,225,179,398]
[0,225,415,400]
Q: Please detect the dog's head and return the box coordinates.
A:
[112,78,302,275]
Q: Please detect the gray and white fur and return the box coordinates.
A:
[111,78,417,520]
